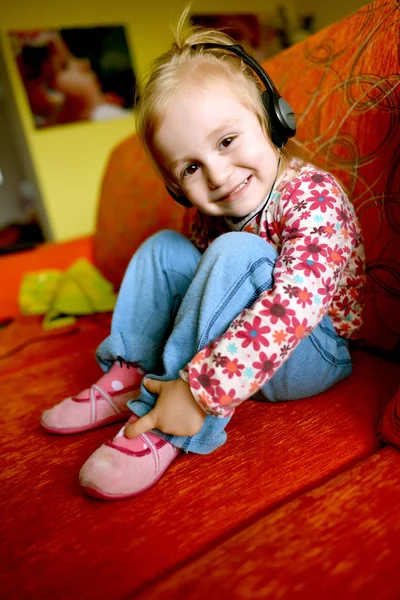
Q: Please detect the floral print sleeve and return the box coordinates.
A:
[180,164,366,417]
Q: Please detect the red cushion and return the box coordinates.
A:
[0,340,398,597]
[140,446,400,598]
[378,384,400,448]
[0,314,110,379]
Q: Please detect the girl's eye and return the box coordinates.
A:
[183,164,198,177]
[220,136,235,149]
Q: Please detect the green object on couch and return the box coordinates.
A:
[19,258,117,329]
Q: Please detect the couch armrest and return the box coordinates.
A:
[0,235,94,321]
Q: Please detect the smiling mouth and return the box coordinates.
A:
[218,176,251,202]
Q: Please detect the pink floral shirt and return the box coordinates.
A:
[179,160,366,417]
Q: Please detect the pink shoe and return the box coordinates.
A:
[79,416,181,500]
[41,361,145,434]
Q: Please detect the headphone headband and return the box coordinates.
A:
[191,43,279,99]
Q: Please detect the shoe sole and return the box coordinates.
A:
[80,473,166,500]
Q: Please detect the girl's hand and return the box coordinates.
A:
[124,378,206,438]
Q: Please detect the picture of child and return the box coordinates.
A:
[9,26,136,128]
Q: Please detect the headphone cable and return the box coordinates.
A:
[226,155,281,232]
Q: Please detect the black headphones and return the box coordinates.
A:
[166,43,296,207]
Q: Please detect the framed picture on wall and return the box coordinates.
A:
[190,13,287,62]
[9,25,137,129]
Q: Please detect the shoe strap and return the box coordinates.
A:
[90,384,123,424]
[141,432,160,475]
[114,425,162,476]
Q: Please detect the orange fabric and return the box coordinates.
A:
[93,136,189,289]
[0,236,93,321]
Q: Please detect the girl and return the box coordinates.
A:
[41,16,366,500]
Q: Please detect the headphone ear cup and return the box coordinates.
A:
[261,90,296,148]
[165,186,192,207]
[276,97,296,139]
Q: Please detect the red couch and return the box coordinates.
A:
[1,0,399,597]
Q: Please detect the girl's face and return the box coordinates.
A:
[153,79,279,218]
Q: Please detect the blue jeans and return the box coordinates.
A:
[96,230,352,454]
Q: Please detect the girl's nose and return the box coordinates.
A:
[205,161,231,190]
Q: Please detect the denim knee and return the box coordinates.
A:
[139,229,188,254]
[131,229,200,276]
[204,231,277,263]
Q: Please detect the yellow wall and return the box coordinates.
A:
[0,0,297,242]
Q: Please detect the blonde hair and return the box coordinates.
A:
[135,7,294,194]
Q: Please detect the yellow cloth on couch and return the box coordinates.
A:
[19,258,117,329]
